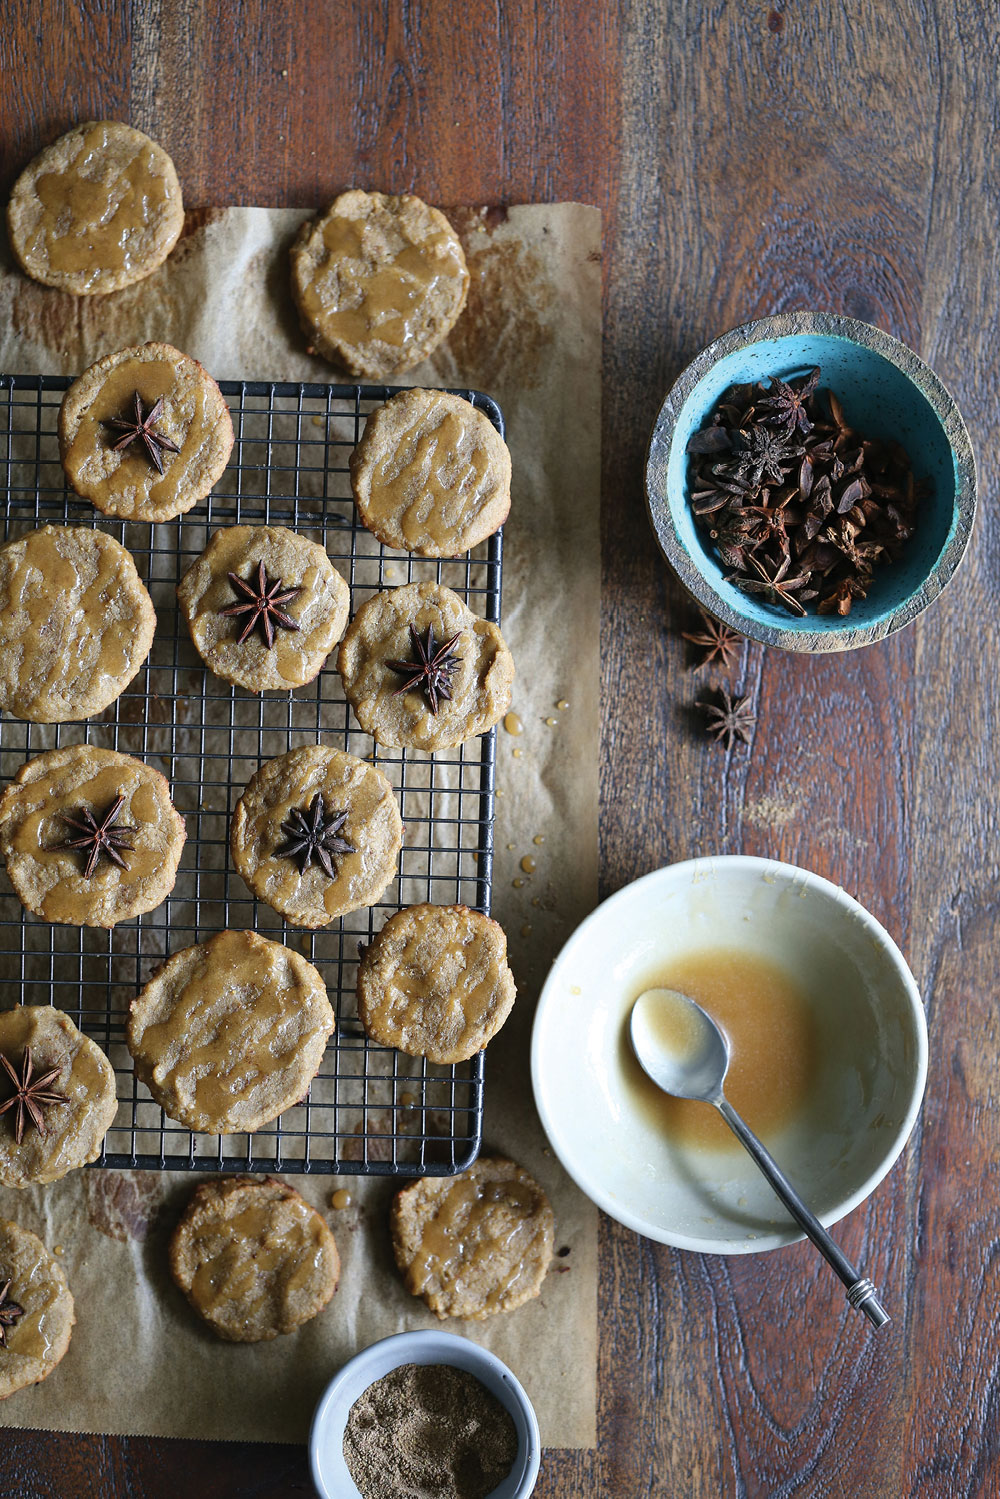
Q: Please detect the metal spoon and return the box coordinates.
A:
[630,987,890,1329]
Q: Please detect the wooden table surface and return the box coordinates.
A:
[2,2,999,1495]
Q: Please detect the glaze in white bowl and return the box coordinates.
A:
[531,856,927,1254]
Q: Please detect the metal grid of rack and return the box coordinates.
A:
[0,374,504,1176]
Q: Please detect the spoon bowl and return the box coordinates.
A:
[628,987,730,1102]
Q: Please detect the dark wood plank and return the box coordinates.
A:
[0,1428,314,1497]
[901,3,1000,1494]
[127,0,613,212]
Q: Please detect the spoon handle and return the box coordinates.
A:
[716,1097,890,1329]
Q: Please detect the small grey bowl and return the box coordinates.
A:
[309,1329,541,1499]
[645,311,977,652]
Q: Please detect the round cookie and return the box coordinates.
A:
[290,190,469,379]
[391,1157,554,1321]
[338,581,514,752]
[0,1006,118,1188]
[231,744,402,929]
[177,524,350,693]
[350,389,511,557]
[358,905,515,1064]
[0,1219,75,1398]
[59,342,234,523]
[169,1175,340,1342]
[0,524,155,722]
[6,121,184,295]
[127,929,334,1134]
[0,745,186,929]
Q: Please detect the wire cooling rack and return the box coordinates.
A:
[0,374,504,1176]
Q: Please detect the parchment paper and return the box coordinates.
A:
[0,204,601,1448]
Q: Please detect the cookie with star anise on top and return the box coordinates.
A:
[230,744,403,927]
[0,745,185,929]
[177,523,350,693]
[0,1217,75,1397]
[0,1004,117,1188]
[338,580,514,752]
[59,341,233,522]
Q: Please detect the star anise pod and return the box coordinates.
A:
[221,561,302,648]
[387,624,462,714]
[707,509,762,570]
[698,688,757,750]
[826,389,852,436]
[0,1279,24,1348]
[725,425,802,495]
[104,392,181,475]
[0,1049,65,1145]
[682,609,742,670]
[732,552,817,618]
[57,792,136,879]
[739,502,794,553]
[276,794,355,879]
[758,367,820,436]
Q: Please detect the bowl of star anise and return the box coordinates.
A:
[645,312,976,651]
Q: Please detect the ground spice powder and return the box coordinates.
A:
[343,1361,519,1499]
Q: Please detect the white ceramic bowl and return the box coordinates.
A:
[310,1329,541,1499]
[531,856,927,1253]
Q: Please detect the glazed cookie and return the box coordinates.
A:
[290,190,469,379]
[0,1005,117,1188]
[169,1175,340,1342]
[350,389,511,557]
[59,342,234,523]
[0,1219,75,1398]
[358,904,515,1064]
[0,524,155,722]
[231,744,402,928]
[338,581,514,751]
[6,121,184,294]
[177,524,350,693]
[0,745,186,928]
[391,1157,554,1321]
[127,929,334,1134]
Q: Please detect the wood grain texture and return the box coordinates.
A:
[600,3,998,1497]
[1,0,999,1495]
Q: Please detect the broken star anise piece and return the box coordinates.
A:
[104,392,182,475]
[387,623,462,715]
[817,576,869,617]
[57,792,136,879]
[681,609,742,670]
[221,561,302,649]
[276,794,355,880]
[0,1279,24,1349]
[0,1048,65,1146]
[698,688,757,751]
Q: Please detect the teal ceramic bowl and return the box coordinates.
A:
[645,312,976,651]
